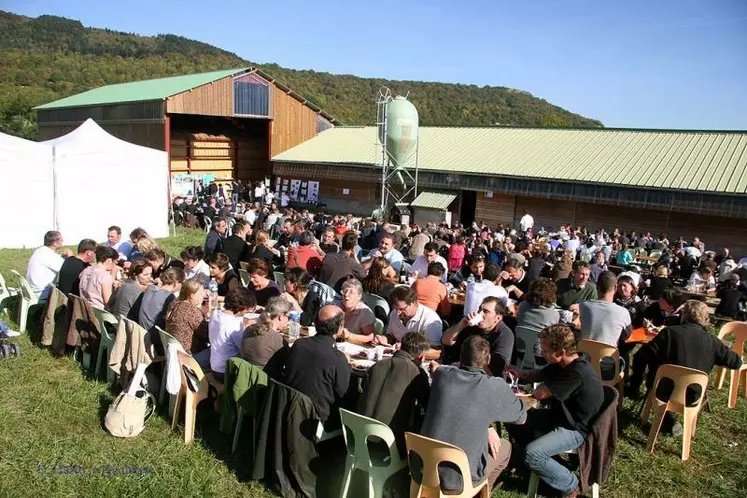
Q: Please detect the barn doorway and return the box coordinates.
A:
[459,190,477,226]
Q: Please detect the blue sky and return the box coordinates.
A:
[6,0,747,129]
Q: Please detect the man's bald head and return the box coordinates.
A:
[316,305,345,338]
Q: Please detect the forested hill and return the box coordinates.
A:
[0,10,603,139]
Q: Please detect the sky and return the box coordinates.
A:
[5,0,747,129]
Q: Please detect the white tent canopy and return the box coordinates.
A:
[0,119,169,248]
[0,132,55,248]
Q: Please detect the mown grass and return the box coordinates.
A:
[1,228,746,497]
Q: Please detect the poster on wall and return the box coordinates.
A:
[171,174,196,197]
[307,181,320,202]
[275,176,282,194]
[289,179,302,200]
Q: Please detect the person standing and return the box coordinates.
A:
[520,210,534,235]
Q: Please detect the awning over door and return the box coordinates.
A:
[410,191,457,211]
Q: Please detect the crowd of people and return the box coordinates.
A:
[22,197,747,497]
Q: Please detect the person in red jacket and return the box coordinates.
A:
[286,231,323,277]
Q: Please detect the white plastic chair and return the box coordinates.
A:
[157,325,186,417]
[339,408,407,498]
[0,272,19,314]
[10,270,41,333]
[363,293,390,321]
[374,318,385,335]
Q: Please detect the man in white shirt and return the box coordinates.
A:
[26,230,72,299]
[364,233,405,272]
[579,271,632,348]
[565,233,581,258]
[264,190,275,206]
[382,286,443,358]
[103,225,133,260]
[244,206,257,228]
[519,210,534,234]
[410,242,448,283]
[254,182,265,202]
[464,264,510,316]
[280,192,290,208]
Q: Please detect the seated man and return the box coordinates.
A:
[448,253,486,288]
[57,239,97,296]
[26,230,72,299]
[500,258,530,301]
[556,260,597,310]
[578,271,632,347]
[104,225,133,261]
[280,305,351,426]
[412,262,451,315]
[464,263,510,316]
[380,286,443,359]
[357,332,433,455]
[628,300,742,434]
[410,242,448,283]
[442,296,514,376]
[507,324,604,498]
[418,336,528,493]
[363,233,405,272]
[286,230,324,277]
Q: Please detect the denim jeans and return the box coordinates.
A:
[192,348,211,370]
[525,425,585,494]
[508,409,585,494]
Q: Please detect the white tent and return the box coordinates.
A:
[0,131,55,248]
[42,119,170,244]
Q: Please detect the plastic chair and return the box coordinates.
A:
[172,350,212,444]
[239,268,250,287]
[339,408,407,498]
[578,339,625,402]
[640,364,709,461]
[714,321,747,409]
[0,271,19,313]
[363,293,391,321]
[224,357,268,455]
[157,326,187,416]
[10,270,41,333]
[374,318,385,335]
[515,325,542,370]
[92,308,118,383]
[526,447,599,498]
[273,271,286,289]
[648,250,663,259]
[404,432,490,498]
[203,216,213,233]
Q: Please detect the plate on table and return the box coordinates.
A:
[350,359,375,371]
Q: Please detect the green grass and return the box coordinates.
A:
[1,228,746,497]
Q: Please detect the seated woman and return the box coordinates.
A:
[339,279,376,343]
[138,267,186,347]
[241,296,291,368]
[247,258,281,307]
[251,230,283,268]
[165,278,210,368]
[362,256,396,303]
[79,246,119,309]
[644,265,673,301]
[107,260,152,318]
[181,246,211,287]
[207,252,240,300]
[209,287,258,382]
[516,278,562,365]
[129,234,157,262]
[640,287,685,327]
[615,243,633,266]
[281,267,324,326]
[613,274,647,327]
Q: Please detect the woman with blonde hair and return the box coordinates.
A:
[645,264,673,301]
[165,279,210,367]
[241,296,291,368]
[251,229,282,267]
[129,234,157,262]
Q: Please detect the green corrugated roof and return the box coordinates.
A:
[411,192,457,210]
[35,68,247,109]
[272,126,747,195]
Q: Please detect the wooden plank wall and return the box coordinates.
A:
[475,193,515,226]
[236,135,268,182]
[514,197,575,230]
[166,77,233,117]
[574,202,669,235]
[270,87,319,157]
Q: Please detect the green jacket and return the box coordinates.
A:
[556,278,598,309]
[220,357,268,433]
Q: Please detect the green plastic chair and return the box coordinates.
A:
[273,271,285,289]
[239,268,250,287]
[92,308,118,384]
[10,270,43,333]
[156,325,186,416]
[339,408,407,498]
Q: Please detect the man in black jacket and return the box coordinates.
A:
[203,217,227,260]
[221,221,252,270]
[628,300,742,434]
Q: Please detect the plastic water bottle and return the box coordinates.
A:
[467,274,475,286]
[288,311,301,341]
[208,278,219,311]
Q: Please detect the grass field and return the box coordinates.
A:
[1,228,746,497]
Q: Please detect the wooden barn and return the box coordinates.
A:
[272,126,747,253]
[35,68,337,184]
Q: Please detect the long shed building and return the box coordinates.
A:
[272,126,747,253]
[35,68,337,183]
